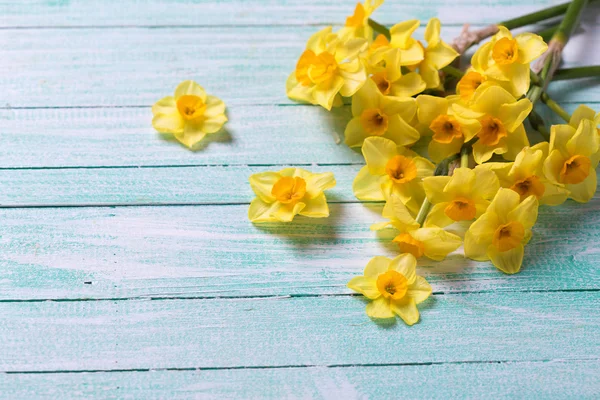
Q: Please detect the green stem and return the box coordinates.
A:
[441,65,464,79]
[552,0,588,44]
[528,111,550,141]
[554,66,600,80]
[460,146,470,168]
[368,18,390,40]
[415,199,431,226]
[541,92,571,122]
[539,25,558,42]
[499,1,571,30]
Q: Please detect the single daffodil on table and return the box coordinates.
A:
[248,168,336,223]
[353,137,435,213]
[345,79,420,148]
[371,195,462,261]
[465,188,539,274]
[152,80,227,149]
[286,27,368,110]
[347,254,432,325]
[338,0,384,41]
[423,166,499,228]
[543,119,600,203]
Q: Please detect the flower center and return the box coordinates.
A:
[477,115,507,146]
[492,221,525,252]
[430,114,463,144]
[444,196,477,221]
[458,71,484,100]
[385,155,418,183]
[295,50,338,86]
[492,37,519,65]
[371,72,391,95]
[176,95,207,121]
[560,155,591,184]
[360,108,389,136]
[393,233,425,259]
[271,176,307,204]
[510,175,545,201]
[345,2,365,27]
[376,270,408,300]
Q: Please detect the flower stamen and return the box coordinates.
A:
[271,176,307,204]
[492,221,525,251]
[376,270,408,300]
[385,155,418,183]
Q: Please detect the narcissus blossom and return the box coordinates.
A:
[371,195,462,261]
[347,254,432,325]
[423,166,499,228]
[353,137,435,213]
[345,79,420,148]
[338,0,384,41]
[415,94,480,162]
[469,26,547,96]
[543,120,600,203]
[286,27,368,110]
[482,143,569,205]
[465,188,539,274]
[152,80,227,149]
[248,168,336,223]
[453,85,532,164]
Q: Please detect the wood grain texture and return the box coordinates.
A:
[0,291,598,372]
[0,199,598,300]
[2,359,599,399]
[2,22,599,108]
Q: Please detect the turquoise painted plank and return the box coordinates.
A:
[2,24,599,109]
[0,200,597,300]
[2,359,599,399]
[0,165,361,206]
[0,292,597,371]
[0,0,569,27]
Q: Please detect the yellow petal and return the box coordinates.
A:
[248,197,279,223]
[473,138,507,164]
[569,104,598,128]
[487,244,524,274]
[174,80,207,101]
[286,73,315,105]
[344,117,368,148]
[353,166,387,201]
[498,98,532,132]
[444,167,476,196]
[471,41,493,72]
[539,181,569,206]
[474,165,501,199]
[351,79,379,116]
[507,194,538,230]
[413,228,462,261]
[176,123,207,148]
[419,62,441,89]
[152,112,184,135]
[506,62,530,97]
[424,202,453,228]
[428,137,463,163]
[388,253,417,284]
[366,297,395,319]
[152,96,177,115]
[390,297,419,325]
[567,170,597,203]
[543,149,567,184]
[364,256,392,279]
[299,193,330,218]
[304,171,336,199]
[472,85,516,116]
[249,172,280,202]
[314,76,345,110]
[423,176,452,204]
[424,18,441,47]
[380,96,417,122]
[347,276,380,299]
[503,125,530,161]
[339,61,367,97]
[567,119,600,157]
[202,114,228,134]
[382,194,419,229]
[362,136,398,174]
[464,212,498,259]
[204,95,226,118]
[549,124,576,153]
[406,276,432,304]
[386,114,421,146]
[270,201,305,222]
[390,72,427,97]
[515,33,548,64]
[488,188,519,221]
[426,42,459,69]
[390,19,420,49]
[416,95,448,126]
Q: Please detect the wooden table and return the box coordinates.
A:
[1,1,599,398]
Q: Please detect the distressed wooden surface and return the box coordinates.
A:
[1,0,600,398]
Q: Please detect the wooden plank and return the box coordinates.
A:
[0,0,571,28]
[0,200,598,300]
[2,24,599,109]
[2,359,599,398]
[0,291,598,371]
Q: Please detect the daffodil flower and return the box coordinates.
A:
[569,104,600,132]
[248,168,336,223]
[543,120,600,203]
[389,19,426,67]
[415,94,480,162]
[286,27,368,110]
[405,18,459,89]
[423,166,499,228]
[347,254,432,325]
[345,79,420,148]
[465,188,539,274]
[482,143,570,206]
[353,137,435,213]
[453,85,532,164]
[371,195,462,261]
[338,0,384,41]
[470,27,547,97]
[152,80,227,149]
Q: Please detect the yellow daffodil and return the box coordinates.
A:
[569,104,600,132]
[465,188,539,274]
[371,195,462,261]
[482,143,570,206]
[338,0,384,41]
[353,137,435,213]
[286,27,368,110]
[453,85,532,164]
[543,120,600,203]
[248,168,336,223]
[345,79,420,148]
[423,166,499,228]
[455,69,511,103]
[415,94,480,162]
[405,18,459,89]
[152,80,227,149]
[347,254,432,325]
[470,27,547,97]
[389,19,425,67]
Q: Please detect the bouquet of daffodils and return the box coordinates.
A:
[247,0,599,325]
